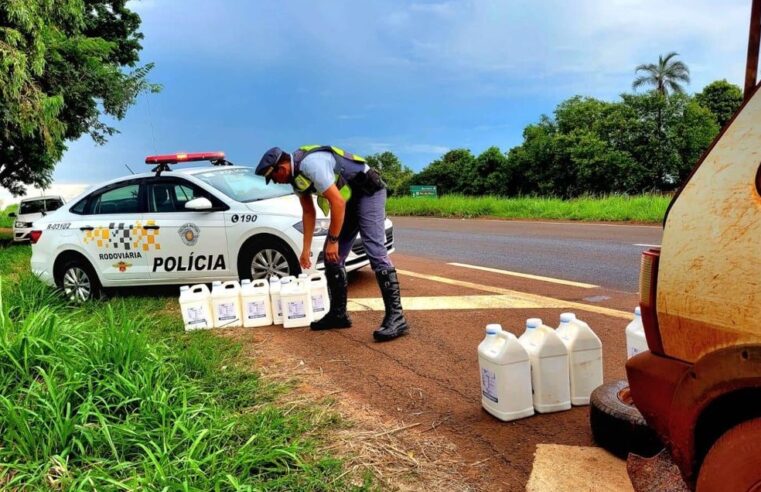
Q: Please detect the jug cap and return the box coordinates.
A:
[180,285,190,292]
[241,279,251,286]
[526,318,542,329]
[212,280,222,287]
[485,324,502,335]
[634,306,641,316]
[281,277,292,284]
[269,275,280,283]
[559,312,576,323]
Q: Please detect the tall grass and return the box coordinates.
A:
[387,194,670,223]
[0,204,18,228]
[0,246,350,490]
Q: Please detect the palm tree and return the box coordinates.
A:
[632,52,691,96]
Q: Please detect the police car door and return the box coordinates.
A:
[145,177,231,281]
[77,179,151,281]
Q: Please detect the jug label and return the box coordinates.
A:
[186,306,207,325]
[246,300,267,319]
[287,299,306,319]
[218,302,238,321]
[481,368,498,403]
[274,299,282,317]
[311,294,326,313]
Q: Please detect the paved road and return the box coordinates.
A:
[391,217,663,292]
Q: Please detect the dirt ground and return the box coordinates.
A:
[219,253,640,491]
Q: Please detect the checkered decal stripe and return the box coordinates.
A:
[82,221,160,251]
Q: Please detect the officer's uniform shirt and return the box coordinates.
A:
[291,151,370,195]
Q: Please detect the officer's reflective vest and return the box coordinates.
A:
[291,145,367,215]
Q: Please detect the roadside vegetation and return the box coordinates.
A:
[0,204,17,229]
[0,244,359,490]
[387,194,670,223]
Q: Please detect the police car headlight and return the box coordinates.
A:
[15,221,31,229]
[293,219,331,236]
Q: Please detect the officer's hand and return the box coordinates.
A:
[324,241,339,264]
[300,250,312,269]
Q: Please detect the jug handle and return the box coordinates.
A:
[252,279,267,288]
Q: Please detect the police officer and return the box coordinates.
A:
[255,145,409,341]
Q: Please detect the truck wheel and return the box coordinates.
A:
[696,417,761,491]
[590,379,663,459]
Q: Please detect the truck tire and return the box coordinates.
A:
[696,417,761,491]
[590,379,663,459]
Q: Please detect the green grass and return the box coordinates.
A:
[387,194,671,223]
[0,204,18,228]
[0,244,360,490]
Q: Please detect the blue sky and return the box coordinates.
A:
[53,0,750,185]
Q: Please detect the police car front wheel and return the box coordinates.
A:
[238,237,300,281]
[57,259,102,302]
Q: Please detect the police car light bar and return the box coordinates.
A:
[145,151,225,164]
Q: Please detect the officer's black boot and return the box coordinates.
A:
[311,264,352,330]
[373,268,409,341]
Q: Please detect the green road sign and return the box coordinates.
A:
[410,185,438,198]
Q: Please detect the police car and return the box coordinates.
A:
[30,152,394,301]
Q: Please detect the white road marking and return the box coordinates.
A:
[348,294,570,312]
[396,269,633,320]
[447,262,598,289]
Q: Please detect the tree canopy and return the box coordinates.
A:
[0,0,159,195]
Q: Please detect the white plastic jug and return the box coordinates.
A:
[241,279,273,328]
[478,324,534,421]
[309,272,330,321]
[556,312,603,406]
[179,284,213,331]
[269,276,283,325]
[211,280,242,328]
[281,276,311,328]
[626,306,648,359]
[519,318,571,413]
[298,273,314,321]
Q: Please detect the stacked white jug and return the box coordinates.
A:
[478,324,534,421]
[308,272,330,321]
[240,279,273,327]
[179,284,213,331]
[281,276,311,328]
[556,313,603,406]
[626,306,648,358]
[269,276,283,324]
[210,280,242,328]
[519,318,571,413]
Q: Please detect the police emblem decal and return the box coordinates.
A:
[178,223,200,246]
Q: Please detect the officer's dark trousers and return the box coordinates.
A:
[330,188,393,271]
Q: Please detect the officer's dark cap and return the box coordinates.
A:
[256,147,287,184]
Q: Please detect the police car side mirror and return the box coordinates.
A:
[185,197,213,211]
[8,212,16,218]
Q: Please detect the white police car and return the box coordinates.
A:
[30,152,394,301]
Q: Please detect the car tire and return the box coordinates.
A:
[238,236,300,281]
[589,379,663,459]
[56,257,103,302]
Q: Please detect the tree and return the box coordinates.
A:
[365,151,414,196]
[632,52,690,96]
[413,149,474,195]
[0,0,159,195]
[695,80,743,128]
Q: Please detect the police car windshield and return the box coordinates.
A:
[194,167,292,203]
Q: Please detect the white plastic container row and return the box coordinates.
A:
[477,313,604,421]
[179,272,330,331]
